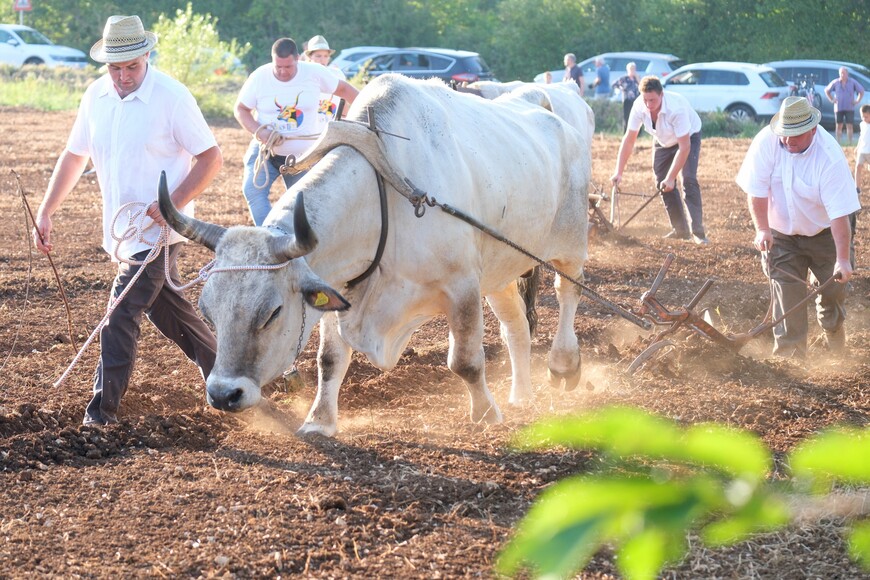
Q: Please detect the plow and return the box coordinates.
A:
[624,253,843,374]
[588,183,663,233]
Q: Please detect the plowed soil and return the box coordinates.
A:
[1,106,868,579]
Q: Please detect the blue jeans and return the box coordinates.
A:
[242,140,306,226]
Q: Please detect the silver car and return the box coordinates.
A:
[764,59,870,129]
[332,46,396,75]
[533,51,685,95]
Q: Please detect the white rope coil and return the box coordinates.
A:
[251,123,321,189]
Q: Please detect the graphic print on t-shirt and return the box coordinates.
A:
[274,93,305,132]
[318,97,337,120]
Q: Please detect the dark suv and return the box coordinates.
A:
[346,47,496,83]
[764,59,870,129]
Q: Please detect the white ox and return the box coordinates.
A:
[159,74,591,437]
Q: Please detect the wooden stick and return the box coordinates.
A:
[12,170,79,352]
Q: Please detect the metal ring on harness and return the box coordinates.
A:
[279,154,297,176]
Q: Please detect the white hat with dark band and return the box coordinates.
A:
[769,96,822,137]
[90,15,158,64]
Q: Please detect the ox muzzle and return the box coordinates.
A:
[205,376,261,412]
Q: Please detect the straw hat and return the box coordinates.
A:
[770,96,822,137]
[90,15,158,64]
[305,35,334,56]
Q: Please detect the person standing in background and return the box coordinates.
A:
[304,35,347,130]
[824,67,865,145]
[612,61,640,133]
[562,53,584,97]
[592,57,610,99]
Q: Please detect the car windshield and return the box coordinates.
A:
[16,28,52,45]
[760,71,787,87]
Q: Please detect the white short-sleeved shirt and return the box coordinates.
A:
[316,65,347,132]
[67,65,217,261]
[627,90,702,147]
[857,121,870,155]
[237,61,340,157]
[735,125,861,236]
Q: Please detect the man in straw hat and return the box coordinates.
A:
[234,37,358,226]
[32,15,222,425]
[304,35,348,133]
[736,96,860,358]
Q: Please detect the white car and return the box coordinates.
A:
[0,24,88,68]
[663,62,791,122]
[533,51,685,95]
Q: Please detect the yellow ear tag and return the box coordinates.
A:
[314,292,329,307]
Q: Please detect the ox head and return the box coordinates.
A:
[157,172,350,413]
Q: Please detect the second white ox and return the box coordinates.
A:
[160,74,591,436]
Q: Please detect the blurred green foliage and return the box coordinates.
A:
[498,406,870,579]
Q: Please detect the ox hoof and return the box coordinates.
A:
[508,393,533,407]
[472,403,503,425]
[296,422,337,438]
[547,365,582,391]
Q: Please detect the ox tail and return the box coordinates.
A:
[517,266,540,336]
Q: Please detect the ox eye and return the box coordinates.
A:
[263,306,282,329]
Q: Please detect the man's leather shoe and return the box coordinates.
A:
[663,229,690,240]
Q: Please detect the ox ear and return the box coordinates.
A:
[301,280,350,312]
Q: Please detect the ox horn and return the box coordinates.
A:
[267,191,319,261]
[157,171,227,252]
[286,119,418,200]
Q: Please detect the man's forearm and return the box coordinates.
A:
[38,150,89,219]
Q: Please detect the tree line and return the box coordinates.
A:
[2,0,867,83]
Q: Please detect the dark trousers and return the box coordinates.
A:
[85,243,217,424]
[653,131,705,238]
[622,98,636,134]
[763,229,847,358]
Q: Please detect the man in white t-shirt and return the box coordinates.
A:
[736,96,860,358]
[234,37,358,225]
[304,35,348,131]
[611,76,707,244]
[32,15,222,426]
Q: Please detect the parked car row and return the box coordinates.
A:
[533,51,686,94]
[4,24,867,130]
[533,51,869,127]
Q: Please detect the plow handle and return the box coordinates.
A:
[647,253,675,298]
